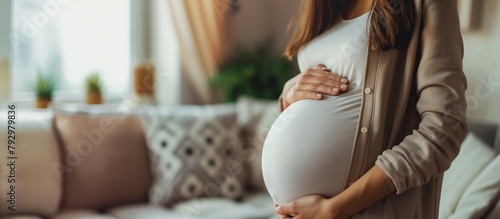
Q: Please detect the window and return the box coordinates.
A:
[11,0,131,101]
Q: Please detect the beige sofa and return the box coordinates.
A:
[0,97,280,219]
[1,97,499,219]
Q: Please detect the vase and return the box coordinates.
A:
[134,63,155,96]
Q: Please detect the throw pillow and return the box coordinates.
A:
[440,133,498,219]
[142,104,247,207]
[53,114,152,209]
[449,155,500,219]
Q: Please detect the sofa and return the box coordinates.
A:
[0,96,499,219]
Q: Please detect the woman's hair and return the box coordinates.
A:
[284,0,415,59]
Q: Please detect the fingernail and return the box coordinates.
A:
[341,78,348,84]
[340,84,348,89]
[316,93,322,97]
[333,88,339,92]
[276,206,280,212]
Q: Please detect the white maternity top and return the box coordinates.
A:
[262,12,371,205]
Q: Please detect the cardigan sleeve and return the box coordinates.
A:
[375,0,468,195]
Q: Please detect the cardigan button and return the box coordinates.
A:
[361,127,368,134]
[364,88,372,94]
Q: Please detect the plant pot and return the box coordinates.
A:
[36,98,52,109]
[86,91,103,104]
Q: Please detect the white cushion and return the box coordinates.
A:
[172,192,275,219]
[108,204,192,219]
[449,155,500,219]
[107,192,275,219]
[440,133,498,219]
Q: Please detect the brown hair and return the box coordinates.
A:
[284,0,415,59]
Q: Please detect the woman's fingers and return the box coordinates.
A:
[298,75,343,87]
[276,203,296,216]
[299,70,349,93]
[297,77,348,92]
[296,83,342,96]
[312,71,348,84]
[295,75,349,93]
[288,90,324,102]
[275,204,287,219]
[281,64,350,109]
[304,68,349,84]
[340,83,349,92]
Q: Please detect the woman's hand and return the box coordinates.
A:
[281,64,349,110]
[274,195,346,219]
[273,165,393,218]
[274,203,286,219]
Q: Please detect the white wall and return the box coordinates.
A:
[462,0,500,123]
[0,0,11,58]
[232,0,301,53]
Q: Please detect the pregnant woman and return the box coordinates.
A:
[261,0,468,218]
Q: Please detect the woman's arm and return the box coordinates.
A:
[276,165,393,219]
[375,0,467,195]
[327,165,394,217]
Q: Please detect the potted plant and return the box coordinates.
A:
[210,46,294,102]
[33,73,56,109]
[86,73,103,104]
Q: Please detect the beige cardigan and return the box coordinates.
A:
[278,0,468,218]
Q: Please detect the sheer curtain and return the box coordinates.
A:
[152,0,231,105]
[150,0,182,105]
[0,57,8,101]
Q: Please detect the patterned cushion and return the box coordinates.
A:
[141,104,247,206]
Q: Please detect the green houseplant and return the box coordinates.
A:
[86,73,103,104]
[33,73,56,108]
[210,46,294,102]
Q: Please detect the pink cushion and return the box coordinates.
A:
[53,114,152,210]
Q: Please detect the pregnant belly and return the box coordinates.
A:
[262,93,361,205]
